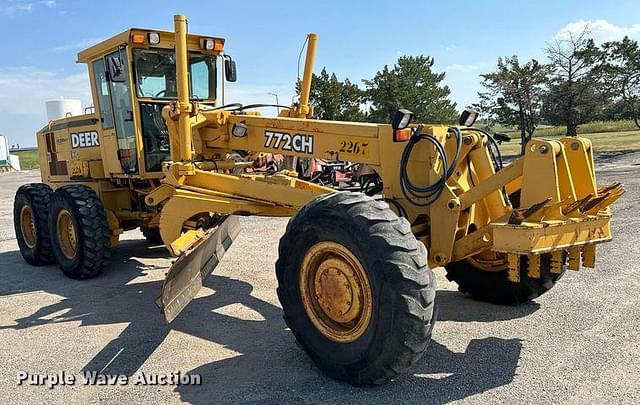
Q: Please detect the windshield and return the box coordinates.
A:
[133,48,216,100]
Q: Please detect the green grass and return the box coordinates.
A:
[500,130,640,157]
[13,150,40,170]
[485,120,640,156]
[490,119,638,137]
[517,120,638,138]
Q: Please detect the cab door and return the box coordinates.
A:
[104,48,138,174]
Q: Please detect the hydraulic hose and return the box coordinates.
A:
[461,127,504,171]
[399,126,461,207]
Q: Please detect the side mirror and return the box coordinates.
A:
[224,56,237,82]
[106,54,127,83]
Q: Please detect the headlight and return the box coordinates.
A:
[459,108,479,127]
[392,109,414,130]
[202,38,215,50]
[148,32,160,45]
[232,122,248,137]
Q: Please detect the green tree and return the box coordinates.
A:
[363,56,458,124]
[601,36,640,129]
[471,98,496,130]
[543,28,605,135]
[478,56,549,154]
[301,68,366,122]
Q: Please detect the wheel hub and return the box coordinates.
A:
[300,241,372,343]
[57,209,78,260]
[315,259,361,324]
[20,205,37,249]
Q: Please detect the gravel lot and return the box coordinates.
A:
[0,153,638,404]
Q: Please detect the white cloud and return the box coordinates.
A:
[51,37,102,52]
[445,63,480,72]
[1,0,55,16]
[0,67,91,114]
[554,19,640,44]
[0,1,33,16]
[0,66,91,145]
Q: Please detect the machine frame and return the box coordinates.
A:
[13,13,624,385]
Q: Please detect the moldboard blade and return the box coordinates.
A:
[157,215,241,323]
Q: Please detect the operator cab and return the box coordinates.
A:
[133,48,217,172]
[77,28,233,177]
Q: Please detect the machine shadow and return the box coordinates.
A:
[0,239,175,376]
[0,241,522,404]
[435,290,540,322]
[173,287,524,404]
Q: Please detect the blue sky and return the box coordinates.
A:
[1,0,639,146]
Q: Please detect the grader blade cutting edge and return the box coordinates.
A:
[156,215,241,323]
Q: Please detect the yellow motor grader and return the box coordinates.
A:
[13,15,623,384]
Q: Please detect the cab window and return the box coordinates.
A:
[132,48,216,99]
[92,58,114,129]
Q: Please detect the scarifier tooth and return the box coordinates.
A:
[527,254,541,279]
[581,194,609,213]
[507,254,520,283]
[562,193,593,215]
[550,251,564,274]
[567,247,581,271]
[597,182,622,195]
[508,198,552,225]
[582,244,596,268]
[585,186,625,214]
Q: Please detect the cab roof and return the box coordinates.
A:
[76,27,226,63]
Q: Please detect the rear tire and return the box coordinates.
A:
[445,254,566,305]
[276,192,436,385]
[13,183,55,266]
[48,185,112,279]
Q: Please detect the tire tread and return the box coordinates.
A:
[276,192,436,385]
[13,183,55,265]
[49,185,111,279]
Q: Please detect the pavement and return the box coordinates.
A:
[0,152,639,404]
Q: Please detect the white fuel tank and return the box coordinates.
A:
[45,98,82,121]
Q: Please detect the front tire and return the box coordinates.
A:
[276,192,436,385]
[13,183,55,266]
[48,185,112,279]
[445,253,566,305]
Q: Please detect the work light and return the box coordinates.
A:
[392,109,414,130]
[203,38,215,50]
[459,109,479,127]
[148,32,160,45]
[232,122,248,137]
